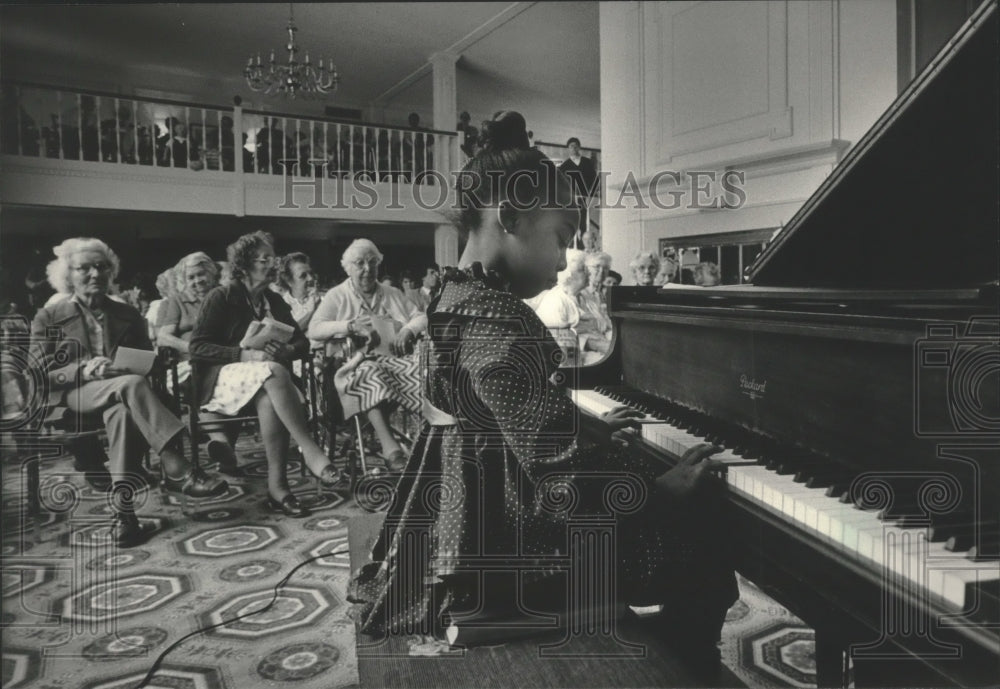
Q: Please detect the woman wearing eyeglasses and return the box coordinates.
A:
[29,238,229,547]
[307,239,427,472]
[190,231,339,518]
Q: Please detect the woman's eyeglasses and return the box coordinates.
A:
[253,256,277,266]
[72,262,112,274]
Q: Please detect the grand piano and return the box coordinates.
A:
[573,2,999,686]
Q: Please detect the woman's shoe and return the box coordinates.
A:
[384,449,407,472]
[162,468,229,498]
[266,493,309,518]
[313,464,341,488]
[207,440,242,477]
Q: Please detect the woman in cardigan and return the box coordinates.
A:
[190,231,339,518]
[307,239,427,472]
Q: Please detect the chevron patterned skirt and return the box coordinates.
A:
[334,353,422,419]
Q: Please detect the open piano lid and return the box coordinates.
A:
[748,0,998,289]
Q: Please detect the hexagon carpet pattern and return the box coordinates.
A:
[2,437,815,688]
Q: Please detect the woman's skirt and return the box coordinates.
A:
[201,361,276,416]
[334,353,421,420]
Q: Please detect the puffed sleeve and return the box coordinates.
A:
[457,315,658,486]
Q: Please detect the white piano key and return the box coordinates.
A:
[926,558,1000,610]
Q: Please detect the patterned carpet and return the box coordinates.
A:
[1,434,816,689]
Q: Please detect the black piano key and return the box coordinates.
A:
[825,482,850,499]
[929,522,973,543]
[945,526,1000,553]
[795,466,852,484]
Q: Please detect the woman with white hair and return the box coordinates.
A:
[157,252,241,475]
[145,267,175,343]
[30,237,228,546]
[655,249,681,286]
[308,238,427,472]
[533,249,587,365]
[576,251,613,357]
[629,251,660,286]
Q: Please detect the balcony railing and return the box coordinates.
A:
[1,82,458,184]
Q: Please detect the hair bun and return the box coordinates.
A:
[479,111,530,152]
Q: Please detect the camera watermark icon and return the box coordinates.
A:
[914,317,1000,437]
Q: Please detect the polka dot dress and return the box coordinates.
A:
[348,264,737,639]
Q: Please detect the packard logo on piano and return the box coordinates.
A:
[739,374,767,400]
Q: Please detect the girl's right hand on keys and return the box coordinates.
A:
[655,443,724,499]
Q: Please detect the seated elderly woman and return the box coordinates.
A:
[190,231,340,518]
[575,251,613,357]
[656,250,682,286]
[532,249,597,366]
[157,252,241,476]
[145,267,174,344]
[274,252,320,331]
[307,239,427,472]
[630,250,660,286]
[30,238,228,547]
[694,261,722,287]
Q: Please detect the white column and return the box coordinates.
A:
[434,224,460,268]
[430,51,459,179]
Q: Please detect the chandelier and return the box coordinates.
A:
[244,3,338,99]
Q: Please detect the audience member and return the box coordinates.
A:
[576,251,613,357]
[559,136,599,247]
[694,261,721,287]
[274,252,320,331]
[190,231,340,518]
[145,267,174,343]
[655,250,681,286]
[307,239,427,472]
[533,249,587,365]
[31,238,228,546]
[457,111,479,158]
[605,270,622,288]
[630,250,660,286]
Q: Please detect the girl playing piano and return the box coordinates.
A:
[348,111,737,674]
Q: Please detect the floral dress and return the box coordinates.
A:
[348,264,737,639]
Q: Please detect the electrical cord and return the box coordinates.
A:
[133,551,340,688]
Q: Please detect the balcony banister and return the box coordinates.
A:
[534,138,601,155]
[242,107,459,137]
[2,80,235,114]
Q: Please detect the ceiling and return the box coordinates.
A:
[0,2,601,142]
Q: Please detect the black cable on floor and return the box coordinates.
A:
[133,551,339,689]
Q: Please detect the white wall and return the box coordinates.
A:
[599,0,897,278]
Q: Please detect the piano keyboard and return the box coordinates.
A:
[572,387,1000,617]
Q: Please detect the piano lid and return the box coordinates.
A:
[749,0,999,289]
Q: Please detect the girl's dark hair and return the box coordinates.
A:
[454,110,565,236]
[276,251,311,291]
[227,230,274,281]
